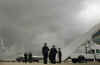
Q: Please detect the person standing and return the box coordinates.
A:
[58,48,62,63]
[28,52,32,63]
[24,52,28,63]
[49,45,57,64]
[42,42,49,64]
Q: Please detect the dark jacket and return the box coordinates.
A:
[58,51,62,58]
[50,48,57,57]
[42,46,49,57]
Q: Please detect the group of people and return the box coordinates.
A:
[24,52,33,63]
[42,42,62,64]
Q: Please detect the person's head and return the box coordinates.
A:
[58,48,61,50]
[58,48,61,51]
[52,45,55,48]
[24,52,27,55]
[44,42,47,46]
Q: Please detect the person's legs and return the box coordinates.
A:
[54,59,56,64]
[59,57,61,63]
[44,58,47,64]
[24,57,27,63]
[54,58,56,64]
[29,58,32,63]
[52,56,56,64]
[43,56,48,64]
[51,59,53,64]
[50,57,53,64]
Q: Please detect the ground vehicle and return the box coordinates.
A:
[16,56,42,63]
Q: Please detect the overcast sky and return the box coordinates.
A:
[0,0,100,59]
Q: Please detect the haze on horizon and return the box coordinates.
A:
[0,0,100,59]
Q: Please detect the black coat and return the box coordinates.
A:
[42,46,49,57]
[49,48,57,58]
[58,51,62,58]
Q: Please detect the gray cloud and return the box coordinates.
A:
[0,0,100,59]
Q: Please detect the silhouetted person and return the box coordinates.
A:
[28,52,32,63]
[24,52,28,63]
[42,43,49,64]
[58,48,62,63]
[49,45,57,64]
